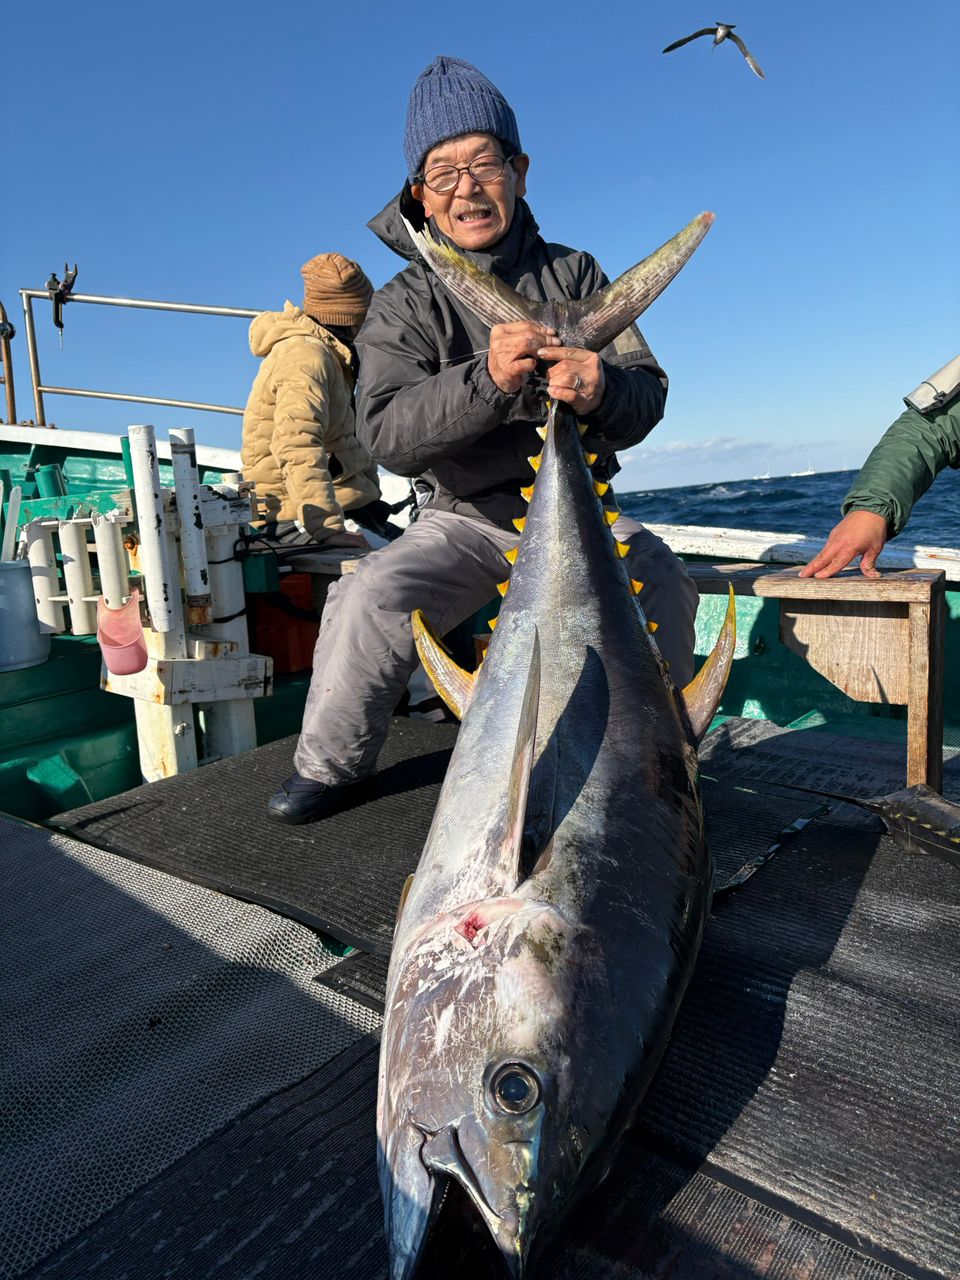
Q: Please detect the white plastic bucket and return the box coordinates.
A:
[0,560,51,672]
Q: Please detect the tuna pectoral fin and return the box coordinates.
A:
[412,610,476,720]
[565,211,715,352]
[401,215,540,330]
[682,585,736,744]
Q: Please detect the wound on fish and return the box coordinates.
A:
[456,911,487,944]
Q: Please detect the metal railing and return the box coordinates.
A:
[19,288,262,426]
[0,301,16,423]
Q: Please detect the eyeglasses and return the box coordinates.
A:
[418,153,515,194]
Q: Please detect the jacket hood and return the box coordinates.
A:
[367,185,541,274]
[248,301,352,362]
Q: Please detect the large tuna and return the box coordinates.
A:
[378,214,734,1278]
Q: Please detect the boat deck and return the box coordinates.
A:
[4,718,959,1279]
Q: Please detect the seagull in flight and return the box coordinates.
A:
[662,22,766,78]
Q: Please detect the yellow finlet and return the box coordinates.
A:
[497,580,509,596]
[594,481,610,497]
[583,451,598,466]
[528,454,542,472]
[520,484,534,502]
[512,517,526,533]
[647,620,659,633]
[488,616,498,630]
[577,421,589,436]
[504,546,519,565]
[536,424,548,440]
[631,579,644,594]
[604,509,619,527]
[615,541,630,558]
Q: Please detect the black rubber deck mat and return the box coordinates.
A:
[52,719,458,956]
[305,814,960,1280]
[315,950,390,1014]
[702,717,960,801]
[26,1033,931,1280]
[51,724,824,959]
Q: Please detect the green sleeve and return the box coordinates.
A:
[840,392,960,538]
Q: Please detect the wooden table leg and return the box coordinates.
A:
[907,593,945,790]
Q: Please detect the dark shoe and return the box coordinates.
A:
[266,772,362,825]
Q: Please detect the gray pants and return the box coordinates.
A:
[294,507,699,785]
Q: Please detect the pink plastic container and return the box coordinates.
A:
[97,589,148,676]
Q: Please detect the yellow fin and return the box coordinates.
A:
[536,424,548,440]
[615,541,630,558]
[395,873,415,930]
[512,517,526,533]
[520,484,534,502]
[411,609,476,721]
[528,454,542,472]
[681,585,736,745]
[583,451,598,466]
[504,546,519,565]
[631,579,644,594]
[488,616,498,630]
[497,580,509,597]
[647,620,659,633]
[604,509,619,527]
[594,481,610,497]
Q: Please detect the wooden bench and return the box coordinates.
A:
[686,564,947,789]
[252,548,947,789]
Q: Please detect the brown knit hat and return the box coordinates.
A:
[301,253,374,327]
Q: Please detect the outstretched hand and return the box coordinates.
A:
[798,510,888,579]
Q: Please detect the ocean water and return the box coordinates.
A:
[619,468,960,551]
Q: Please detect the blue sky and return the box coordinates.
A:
[2,0,957,489]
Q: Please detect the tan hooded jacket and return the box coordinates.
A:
[241,302,380,540]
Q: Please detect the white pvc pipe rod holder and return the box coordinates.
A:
[128,424,175,633]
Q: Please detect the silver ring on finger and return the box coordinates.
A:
[572,373,583,392]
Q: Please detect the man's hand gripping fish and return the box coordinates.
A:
[378,212,736,1278]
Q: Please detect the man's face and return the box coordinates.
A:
[411,132,529,252]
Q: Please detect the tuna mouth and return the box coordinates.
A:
[413,1176,515,1278]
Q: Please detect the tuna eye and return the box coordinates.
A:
[491,1064,541,1114]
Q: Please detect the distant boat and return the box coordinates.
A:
[790,459,816,477]
[752,471,770,480]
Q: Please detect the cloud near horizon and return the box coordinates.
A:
[619,436,751,463]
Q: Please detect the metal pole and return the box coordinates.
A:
[20,295,45,425]
[19,290,260,319]
[0,301,16,424]
[34,385,244,415]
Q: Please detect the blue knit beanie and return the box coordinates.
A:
[404,55,521,180]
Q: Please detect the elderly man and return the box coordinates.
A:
[267,55,698,823]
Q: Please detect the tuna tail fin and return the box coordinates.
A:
[403,210,715,351]
[564,212,716,351]
[412,609,476,720]
[682,584,736,744]
[401,215,540,329]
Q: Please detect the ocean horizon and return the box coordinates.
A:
[618,467,960,551]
